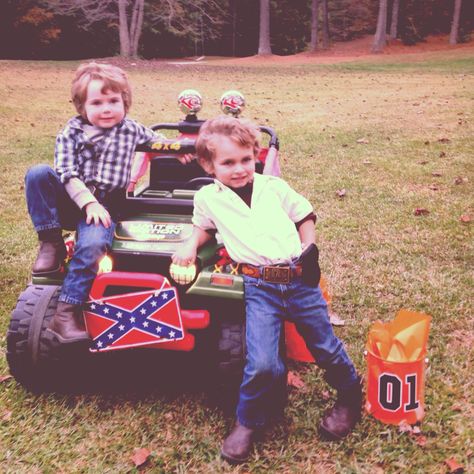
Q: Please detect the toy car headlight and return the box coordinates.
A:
[169,263,197,285]
[98,255,113,274]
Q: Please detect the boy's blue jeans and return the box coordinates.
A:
[25,165,115,305]
[237,273,359,429]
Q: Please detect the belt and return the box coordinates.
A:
[240,263,303,284]
[87,185,124,203]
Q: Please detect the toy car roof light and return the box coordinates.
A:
[178,89,203,117]
[220,90,245,117]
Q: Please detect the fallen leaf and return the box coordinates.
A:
[329,312,345,326]
[342,143,348,147]
[287,371,306,389]
[432,172,442,177]
[130,447,151,468]
[418,160,429,165]
[336,189,347,198]
[398,421,413,434]
[414,208,430,216]
[454,176,467,185]
[460,215,471,224]
[363,160,372,165]
[412,426,421,435]
[438,137,451,143]
[424,140,430,145]
[428,184,439,191]
[0,375,12,383]
[356,138,369,144]
[2,410,12,422]
[444,457,464,473]
[414,435,427,447]
[321,390,331,400]
[439,151,446,158]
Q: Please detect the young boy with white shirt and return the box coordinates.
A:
[172,115,362,464]
[25,62,179,342]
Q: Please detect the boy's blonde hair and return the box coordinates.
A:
[196,115,261,165]
[71,62,132,119]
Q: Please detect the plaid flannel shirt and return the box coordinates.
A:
[54,116,157,191]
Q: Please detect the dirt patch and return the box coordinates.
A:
[95,35,474,71]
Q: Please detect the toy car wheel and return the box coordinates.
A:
[214,320,246,410]
[6,284,88,393]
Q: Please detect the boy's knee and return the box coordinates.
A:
[249,356,285,380]
[25,164,55,185]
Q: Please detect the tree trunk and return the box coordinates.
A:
[118,0,131,57]
[372,0,388,53]
[310,0,319,52]
[321,0,329,49]
[449,0,462,45]
[258,0,271,55]
[130,0,144,57]
[389,0,399,40]
[231,0,237,56]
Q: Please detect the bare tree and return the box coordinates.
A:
[389,0,399,40]
[372,0,388,53]
[321,0,329,49]
[449,0,463,45]
[258,0,272,55]
[42,0,224,58]
[310,0,319,52]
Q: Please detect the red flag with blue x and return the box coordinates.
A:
[84,286,184,352]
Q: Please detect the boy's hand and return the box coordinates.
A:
[172,244,197,267]
[176,153,195,165]
[127,180,137,193]
[85,202,111,228]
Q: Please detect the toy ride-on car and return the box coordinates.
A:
[6,90,317,402]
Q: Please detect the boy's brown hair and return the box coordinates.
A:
[71,62,132,119]
[196,115,261,166]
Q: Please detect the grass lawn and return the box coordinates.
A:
[0,51,473,473]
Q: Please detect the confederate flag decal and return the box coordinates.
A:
[84,284,184,352]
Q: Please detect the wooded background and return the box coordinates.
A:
[1,0,472,59]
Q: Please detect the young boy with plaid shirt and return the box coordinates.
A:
[25,62,181,342]
[173,115,362,464]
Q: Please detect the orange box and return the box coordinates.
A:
[365,349,426,425]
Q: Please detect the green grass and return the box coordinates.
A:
[0,54,473,473]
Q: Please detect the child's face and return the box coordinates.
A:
[84,79,125,128]
[204,136,256,188]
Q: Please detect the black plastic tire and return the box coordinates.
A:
[214,320,246,412]
[6,284,89,393]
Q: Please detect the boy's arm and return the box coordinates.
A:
[298,218,316,249]
[128,152,149,192]
[172,226,212,267]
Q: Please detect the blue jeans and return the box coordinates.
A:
[237,272,359,429]
[25,165,115,305]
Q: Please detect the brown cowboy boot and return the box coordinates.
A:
[319,378,363,440]
[220,421,256,464]
[32,240,67,274]
[49,302,89,343]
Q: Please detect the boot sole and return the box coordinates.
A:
[47,328,90,344]
[220,448,250,465]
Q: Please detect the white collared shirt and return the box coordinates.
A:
[192,173,314,266]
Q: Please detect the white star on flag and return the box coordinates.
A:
[119,325,125,331]
[108,333,114,339]
[103,307,109,314]
[143,321,149,327]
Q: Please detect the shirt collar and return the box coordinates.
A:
[68,115,128,132]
